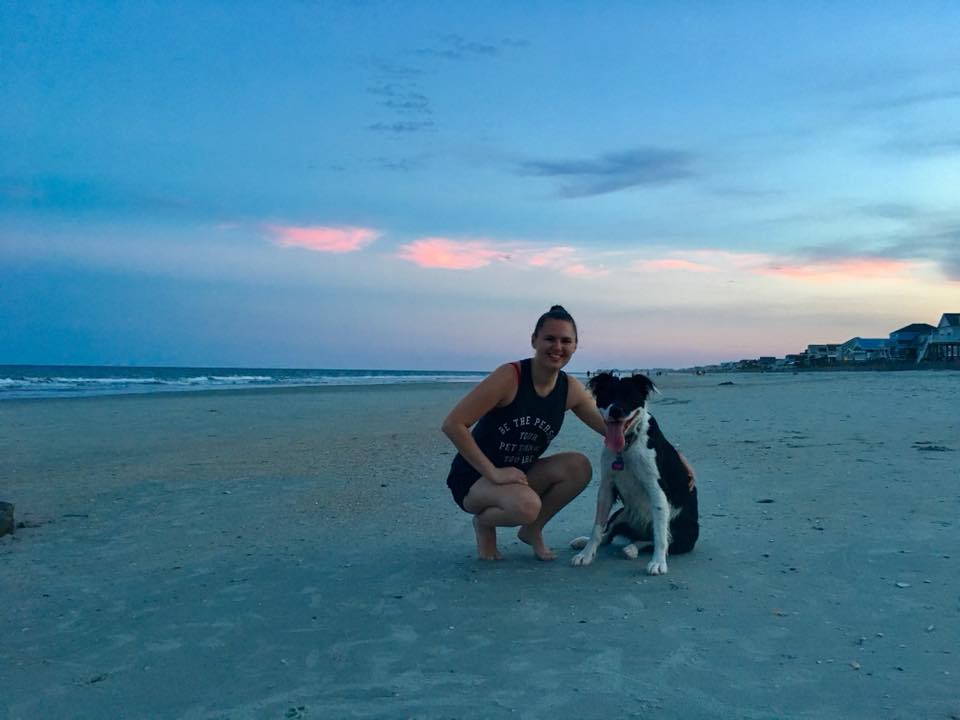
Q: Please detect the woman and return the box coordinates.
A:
[441,305,608,560]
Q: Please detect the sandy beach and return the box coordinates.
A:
[2,372,958,719]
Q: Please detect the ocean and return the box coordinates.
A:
[0,365,488,400]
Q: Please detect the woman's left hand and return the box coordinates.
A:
[679,452,696,490]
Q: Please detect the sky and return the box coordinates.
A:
[2,1,959,371]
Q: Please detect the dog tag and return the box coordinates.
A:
[612,455,624,471]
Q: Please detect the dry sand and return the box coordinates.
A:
[2,372,959,719]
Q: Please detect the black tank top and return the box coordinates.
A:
[448,358,568,479]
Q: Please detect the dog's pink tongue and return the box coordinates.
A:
[604,421,626,452]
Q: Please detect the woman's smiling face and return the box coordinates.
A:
[531,318,577,369]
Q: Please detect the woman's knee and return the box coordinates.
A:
[510,491,542,524]
[567,452,592,488]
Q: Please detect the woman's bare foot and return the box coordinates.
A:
[517,526,556,561]
[473,516,502,560]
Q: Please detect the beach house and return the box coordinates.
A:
[805,344,839,365]
[838,337,890,363]
[888,323,936,360]
[917,313,960,362]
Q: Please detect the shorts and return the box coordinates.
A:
[446,470,481,512]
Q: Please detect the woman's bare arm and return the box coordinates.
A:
[441,364,527,485]
[567,376,606,436]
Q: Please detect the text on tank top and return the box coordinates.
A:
[450,358,568,476]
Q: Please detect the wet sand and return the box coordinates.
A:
[2,372,959,719]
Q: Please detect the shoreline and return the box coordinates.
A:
[3,372,958,718]
[3,365,959,404]
[0,378,482,404]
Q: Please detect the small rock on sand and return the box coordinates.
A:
[0,501,14,537]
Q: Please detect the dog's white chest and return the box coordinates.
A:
[604,437,660,519]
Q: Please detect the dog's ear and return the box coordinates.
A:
[626,373,657,402]
[587,371,616,397]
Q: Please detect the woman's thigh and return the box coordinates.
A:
[525,451,592,494]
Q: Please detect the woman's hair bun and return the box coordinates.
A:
[534,304,578,340]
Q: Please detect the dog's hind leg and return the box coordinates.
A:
[668,488,699,555]
[571,527,615,550]
[605,510,650,560]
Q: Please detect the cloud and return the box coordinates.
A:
[397,237,508,269]
[562,263,608,278]
[524,245,608,277]
[882,227,960,282]
[526,246,576,268]
[375,156,422,172]
[758,257,912,282]
[880,135,960,157]
[267,225,381,253]
[639,258,718,273]
[786,216,960,282]
[396,238,607,276]
[365,35,522,139]
[943,252,960,281]
[627,248,922,284]
[367,83,432,115]
[368,120,436,133]
[365,58,424,80]
[858,202,919,220]
[857,88,960,112]
[631,250,771,275]
[412,34,526,61]
[518,148,695,197]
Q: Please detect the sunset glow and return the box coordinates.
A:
[3,3,958,369]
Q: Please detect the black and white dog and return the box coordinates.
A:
[571,372,699,575]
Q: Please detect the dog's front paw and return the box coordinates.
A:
[622,543,640,560]
[646,558,669,575]
[569,536,589,550]
[571,549,596,566]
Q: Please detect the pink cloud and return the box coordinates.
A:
[684,250,772,267]
[397,237,609,276]
[631,250,772,274]
[641,258,718,273]
[629,249,915,283]
[562,263,609,278]
[268,224,381,253]
[759,257,911,282]
[523,245,608,277]
[397,237,508,269]
[527,246,577,267]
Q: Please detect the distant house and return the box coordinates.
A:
[806,343,839,364]
[918,313,960,362]
[888,323,936,360]
[838,337,890,363]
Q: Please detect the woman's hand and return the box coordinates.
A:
[488,467,528,486]
[679,452,696,490]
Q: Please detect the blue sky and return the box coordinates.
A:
[2,1,958,369]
